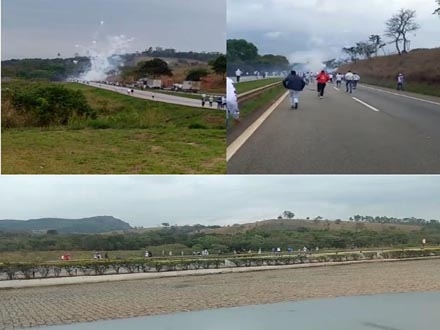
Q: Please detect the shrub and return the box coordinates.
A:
[9,84,95,127]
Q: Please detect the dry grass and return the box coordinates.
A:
[200,219,422,235]
[338,48,440,96]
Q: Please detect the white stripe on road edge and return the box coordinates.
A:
[227,91,289,161]
[352,97,380,112]
[333,87,340,91]
[360,85,440,106]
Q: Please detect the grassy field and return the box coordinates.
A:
[338,48,440,97]
[239,85,286,119]
[235,78,282,94]
[2,82,226,174]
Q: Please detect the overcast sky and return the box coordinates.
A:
[2,0,226,60]
[227,0,440,69]
[0,175,439,227]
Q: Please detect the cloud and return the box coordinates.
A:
[227,0,440,70]
[0,175,440,227]
[264,31,282,39]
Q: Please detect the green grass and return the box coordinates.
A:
[2,81,226,174]
[239,85,286,119]
[235,78,282,94]
[2,128,225,174]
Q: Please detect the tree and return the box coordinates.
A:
[161,223,170,227]
[210,55,226,77]
[185,68,209,81]
[385,9,420,55]
[46,229,58,235]
[227,39,259,62]
[136,58,172,78]
[282,211,295,219]
[434,0,440,15]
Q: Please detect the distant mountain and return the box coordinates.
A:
[0,216,132,234]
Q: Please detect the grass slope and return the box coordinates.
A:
[337,48,440,97]
[1,82,226,174]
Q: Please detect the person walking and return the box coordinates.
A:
[345,70,354,93]
[208,95,214,107]
[335,73,343,88]
[397,73,405,91]
[282,70,306,109]
[226,77,240,124]
[353,72,360,89]
[235,68,242,83]
[316,70,330,99]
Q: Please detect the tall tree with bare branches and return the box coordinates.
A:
[385,9,420,55]
[434,0,440,15]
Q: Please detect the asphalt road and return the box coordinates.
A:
[86,82,222,109]
[227,83,440,174]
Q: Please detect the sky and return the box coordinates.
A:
[227,0,440,69]
[2,0,226,60]
[0,175,439,227]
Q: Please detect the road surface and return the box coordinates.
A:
[86,82,222,110]
[227,83,440,174]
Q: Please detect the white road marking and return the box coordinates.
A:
[227,91,289,161]
[360,85,440,106]
[352,97,380,112]
[333,87,340,91]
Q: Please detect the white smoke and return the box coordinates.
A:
[288,50,326,73]
[78,34,134,81]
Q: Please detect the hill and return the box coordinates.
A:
[199,218,422,235]
[0,216,132,234]
[337,48,440,97]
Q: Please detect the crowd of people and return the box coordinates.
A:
[282,69,406,110]
[201,94,227,109]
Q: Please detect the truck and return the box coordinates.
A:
[181,81,201,93]
[136,78,163,89]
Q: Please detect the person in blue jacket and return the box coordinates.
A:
[282,70,306,109]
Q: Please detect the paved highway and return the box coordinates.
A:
[227,83,440,174]
[86,82,222,110]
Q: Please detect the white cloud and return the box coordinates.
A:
[1,176,440,227]
[227,0,440,70]
[264,31,282,39]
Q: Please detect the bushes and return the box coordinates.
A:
[5,84,95,127]
[1,250,439,281]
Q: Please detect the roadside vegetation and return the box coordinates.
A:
[1,217,439,255]
[234,78,282,94]
[1,81,225,174]
[1,248,439,280]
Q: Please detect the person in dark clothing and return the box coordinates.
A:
[282,70,306,109]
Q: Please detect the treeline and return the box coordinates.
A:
[1,57,90,81]
[226,39,289,76]
[1,222,439,253]
[1,48,224,81]
[348,215,439,225]
[139,47,223,62]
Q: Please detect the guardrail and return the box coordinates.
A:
[237,81,283,103]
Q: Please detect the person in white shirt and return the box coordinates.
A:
[397,73,405,91]
[226,77,239,122]
[235,68,242,83]
[353,73,360,89]
[335,73,343,88]
[345,70,354,93]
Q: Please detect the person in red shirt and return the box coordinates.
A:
[316,70,330,99]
